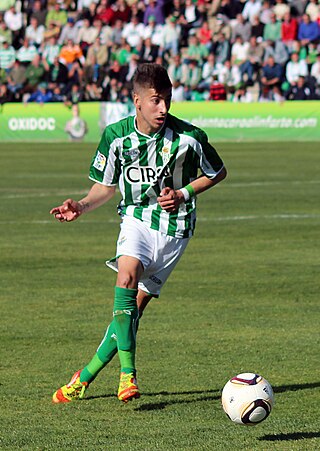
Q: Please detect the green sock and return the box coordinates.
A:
[113,286,138,374]
[80,321,118,384]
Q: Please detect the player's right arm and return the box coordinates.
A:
[50,183,116,222]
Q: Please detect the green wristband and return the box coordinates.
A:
[185,184,195,197]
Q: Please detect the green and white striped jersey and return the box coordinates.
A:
[89,113,224,239]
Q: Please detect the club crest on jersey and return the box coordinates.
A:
[161,146,170,164]
[93,151,106,171]
[124,165,171,185]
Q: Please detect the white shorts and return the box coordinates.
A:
[106,216,190,296]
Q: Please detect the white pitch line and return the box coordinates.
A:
[0,214,319,226]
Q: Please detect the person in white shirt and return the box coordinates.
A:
[122,15,145,49]
[285,52,308,86]
[231,35,250,65]
[143,15,164,48]
[25,17,45,48]
[4,5,23,48]
[310,53,320,85]
[242,0,262,25]
[161,16,181,57]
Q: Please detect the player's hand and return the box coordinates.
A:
[50,198,82,222]
[157,187,184,213]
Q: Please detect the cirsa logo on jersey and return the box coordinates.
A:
[124,165,162,185]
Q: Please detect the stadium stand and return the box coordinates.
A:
[0,0,319,105]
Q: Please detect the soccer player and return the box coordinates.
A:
[50,63,227,404]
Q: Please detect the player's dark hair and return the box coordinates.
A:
[132,63,172,93]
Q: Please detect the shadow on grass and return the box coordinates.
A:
[259,432,320,441]
[84,381,320,411]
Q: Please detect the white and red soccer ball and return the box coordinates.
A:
[221,373,274,426]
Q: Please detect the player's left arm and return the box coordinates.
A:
[158,168,227,213]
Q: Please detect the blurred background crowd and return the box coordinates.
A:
[0,0,319,105]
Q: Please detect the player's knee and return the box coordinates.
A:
[116,272,138,289]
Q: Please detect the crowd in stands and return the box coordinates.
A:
[0,0,319,105]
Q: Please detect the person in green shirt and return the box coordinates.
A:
[50,63,227,404]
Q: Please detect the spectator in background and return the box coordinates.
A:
[95,0,115,25]
[0,82,14,104]
[41,36,60,69]
[23,53,45,94]
[138,37,159,63]
[180,58,202,100]
[286,75,312,100]
[161,15,181,58]
[65,83,85,105]
[281,11,298,52]
[0,38,15,71]
[183,34,209,65]
[84,36,108,84]
[167,53,183,85]
[218,59,242,96]
[59,39,85,68]
[25,17,44,48]
[241,35,264,85]
[263,39,289,66]
[197,20,213,50]
[285,51,308,88]
[242,0,262,25]
[0,17,12,45]
[27,81,53,103]
[58,17,79,46]
[101,76,121,101]
[304,0,319,23]
[4,4,23,49]
[233,83,253,102]
[213,31,231,66]
[31,0,47,27]
[122,15,145,49]
[231,14,252,43]
[110,19,124,46]
[259,0,273,25]
[273,0,290,21]
[260,55,283,101]
[112,0,131,24]
[7,60,26,98]
[209,74,227,100]
[45,3,68,30]
[298,14,319,47]
[198,53,218,91]
[143,15,164,48]
[310,53,320,87]
[45,56,69,88]
[250,14,264,41]
[231,35,249,67]
[143,0,165,26]
[180,0,202,46]
[16,37,37,65]
[263,12,281,42]
[77,18,101,55]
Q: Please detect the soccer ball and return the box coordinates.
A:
[221,373,274,426]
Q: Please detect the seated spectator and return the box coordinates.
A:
[101,76,121,101]
[298,14,319,47]
[212,0,243,21]
[143,0,165,26]
[167,53,183,85]
[307,42,318,71]
[45,3,68,30]
[198,53,218,90]
[212,31,231,66]
[138,37,159,63]
[110,19,124,46]
[0,18,12,45]
[197,20,213,50]
[95,0,115,25]
[84,37,108,83]
[273,0,290,21]
[76,18,100,55]
[0,82,14,104]
[25,17,44,48]
[286,75,313,100]
[183,34,209,64]
[207,14,231,43]
[218,59,242,96]
[108,59,128,85]
[285,51,308,88]
[45,56,69,87]
[7,60,26,98]
[260,55,283,101]
[25,0,47,26]
[250,15,264,41]
[161,15,181,58]
[0,38,15,72]
[231,14,252,43]
[180,0,203,46]
[98,19,113,45]
[4,4,23,49]
[85,81,102,100]
[171,80,185,102]
[50,84,65,102]
[122,15,145,49]
[241,35,264,85]
[142,15,164,48]
[263,12,281,42]
[112,0,131,24]
[16,38,38,65]
[242,0,262,25]
[209,75,227,100]
[58,17,79,46]
[165,0,184,23]
[59,39,85,68]
[281,11,298,52]
[231,35,250,67]
[233,83,254,102]
[259,1,273,25]
[65,83,84,105]
[26,82,53,103]
[305,0,319,23]
[263,39,289,66]
[125,52,139,82]
[180,58,202,100]
[23,53,45,94]
[42,20,60,42]
[41,36,60,70]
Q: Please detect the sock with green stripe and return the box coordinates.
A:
[113,286,138,375]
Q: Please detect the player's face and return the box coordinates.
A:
[134,87,172,135]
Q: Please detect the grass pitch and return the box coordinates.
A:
[0,141,319,450]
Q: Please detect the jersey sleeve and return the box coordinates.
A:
[89,128,121,186]
[196,129,224,179]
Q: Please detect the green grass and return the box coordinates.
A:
[0,142,319,450]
